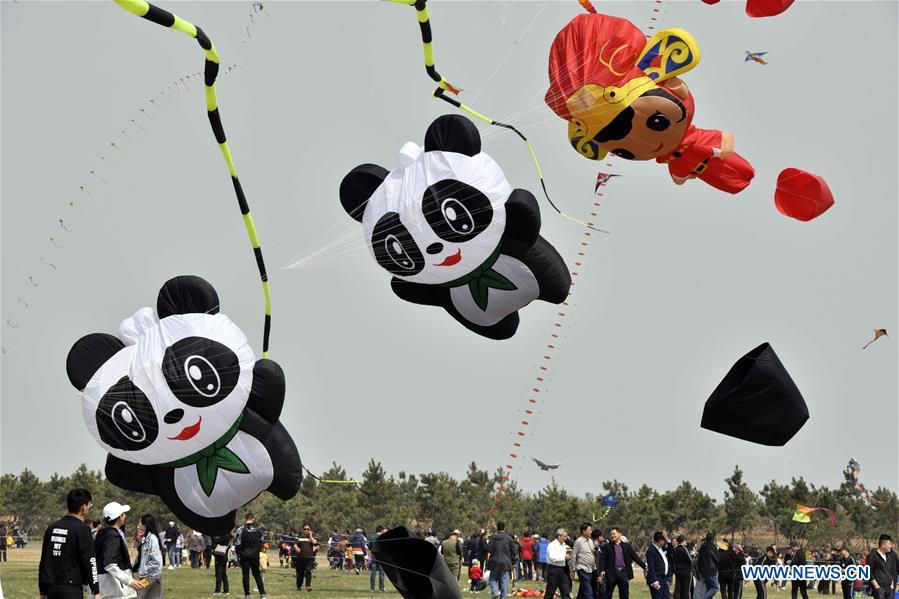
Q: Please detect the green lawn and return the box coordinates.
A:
[0,546,657,598]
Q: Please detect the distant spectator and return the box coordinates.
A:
[602,527,647,599]
[787,543,809,599]
[188,530,205,568]
[235,513,266,598]
[869,535,898,599]
[487,521,518,599]
[351,528,368,574]
[369,525,387,592]
[697,533,721,599]
[536,533,550,582]
[673,535,694,599]
[572,522,596,599]
[469,558,488,592]
[212,531,231,595]
[545,528,572,599]
[520,531,535,581]
[163,522,179,570]
[441,529,463,582]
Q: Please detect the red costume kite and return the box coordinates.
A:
[545,10,755,194]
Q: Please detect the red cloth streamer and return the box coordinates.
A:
[774,168,834,222]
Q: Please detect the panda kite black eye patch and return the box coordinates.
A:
[96,376,159,451]
[162,336,240,408]
[422,179,492,243]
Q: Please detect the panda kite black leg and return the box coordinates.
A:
[239,410,303,500]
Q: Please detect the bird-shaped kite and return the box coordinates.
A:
[533,458,562,471]
[862,329,888,350]
[745,51,768,64]
[595,172,620,192]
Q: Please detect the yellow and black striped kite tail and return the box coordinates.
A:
[114,0,273,358]
[385,0,461,95]
[387,0,607,234]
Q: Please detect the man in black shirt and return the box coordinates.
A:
[672,535,693,599]
[236,513,267,598]
[869,535,899,599]
[38,488,100,599]
[697,533,721,599]
[787,544,809,599]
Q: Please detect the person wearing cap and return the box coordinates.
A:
[38,488,101,599]
[441,529,464,583]
[350,528,368,574]
[163,521,179,569]
[545,9,754,195]
[95,501,141,598]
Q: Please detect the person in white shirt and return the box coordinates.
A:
[646,532,673,599]
[544,529,573,599]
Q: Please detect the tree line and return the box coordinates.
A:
[1,462,895,551]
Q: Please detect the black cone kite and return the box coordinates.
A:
[701,342,809,445]
[370,526,462,599]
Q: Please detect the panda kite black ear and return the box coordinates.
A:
[66,333,126,391]
[157,275,220,318]
[340,163,388,222]
[424,114,481,156]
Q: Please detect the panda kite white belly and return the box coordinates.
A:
[449,254,540,327]
[173,431,274,518]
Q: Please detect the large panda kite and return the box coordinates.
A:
[340,114,571,339]
[66,276,302,535]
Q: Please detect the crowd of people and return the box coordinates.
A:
[416,525,899,599]
[33,488,899,599]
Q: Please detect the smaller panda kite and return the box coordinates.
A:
[340,115,571,340]
[66,276,302,535]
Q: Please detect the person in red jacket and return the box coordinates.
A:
[520,533,536,581]
[469,559,487,592]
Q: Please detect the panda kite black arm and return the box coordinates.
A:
[105,454,157,495]
[390,277,444,307]
[246,359,285,425]
[503,189,541,247]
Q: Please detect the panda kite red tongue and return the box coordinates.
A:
[168,416,202,441]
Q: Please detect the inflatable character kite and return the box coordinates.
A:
[546,9,755,194]
[340,115,571,340]
[66,276,303,535]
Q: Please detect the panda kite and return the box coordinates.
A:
[340,114,572,339]
[66,276,302,535]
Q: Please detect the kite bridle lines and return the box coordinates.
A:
[387,0,607,234]
[115,0,273,358]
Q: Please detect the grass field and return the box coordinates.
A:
[0,546,658,599]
